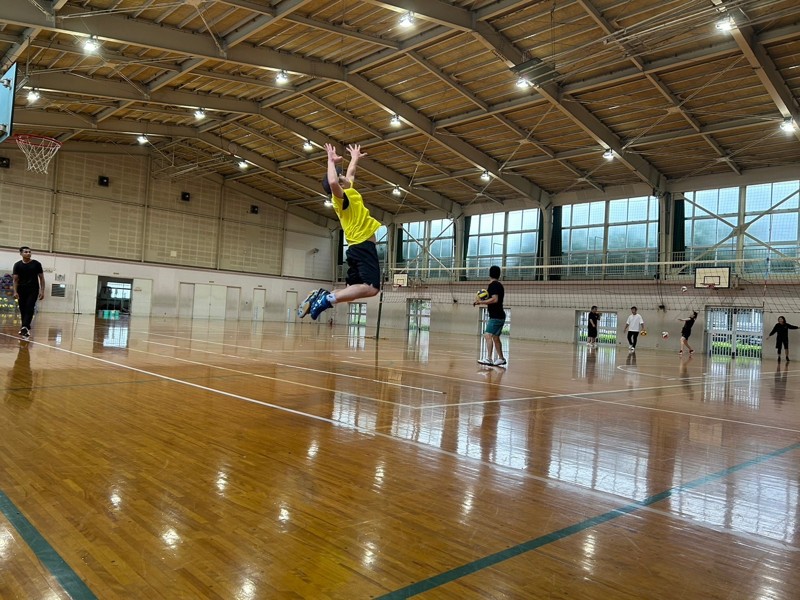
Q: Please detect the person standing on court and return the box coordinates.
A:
[677,311,697,355]
[299,143,381,321]
[12,246,45,339]
[768,316,798,362]
[623,306,645,352]
[587,305,600,347]
[474,265,507,366]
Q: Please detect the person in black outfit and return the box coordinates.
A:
[587,305,600,347]
[768,316,798,361]
[473,265,507,366]
[12,246,45,339]
[677,311,697,355]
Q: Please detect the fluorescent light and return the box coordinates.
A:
[603,148,614,160]
[392,186,402,197]
[390,114,401,127]
[303,140,313,152]
[26,89,40,102]
[780,118,795,132]
[194,108,206,120]
[399,12,415,27]
[276,70,288,83]
[137,135,148,144]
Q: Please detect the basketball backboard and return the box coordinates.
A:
[694,266,730,289]
[0,62,17,143]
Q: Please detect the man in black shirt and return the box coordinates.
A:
[473,265,507,366]
[12,246,45,339]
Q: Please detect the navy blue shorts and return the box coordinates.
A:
[345,241,381,289]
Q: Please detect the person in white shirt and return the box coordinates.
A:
[623,306,645,352]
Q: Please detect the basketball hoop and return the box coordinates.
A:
[15,134,62,174]
[705,283,716,291]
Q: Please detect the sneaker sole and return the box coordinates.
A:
[297,289,325,318]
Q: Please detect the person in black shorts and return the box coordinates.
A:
[474,265,507,366]
[677,310,697,355]
[298,143,382,321]
[12,246,45,339]
[768,316,798,361]
[587,305,600,347]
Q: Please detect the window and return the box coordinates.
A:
[467,209,539,279]
[561,196,657,276]
[400,219,454,279]
[683,187,739,260]
[742,181,800,263]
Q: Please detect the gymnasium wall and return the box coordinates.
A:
[0,146,329,277]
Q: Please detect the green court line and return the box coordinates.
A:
[377,441,800,599]
[0,489,97,599]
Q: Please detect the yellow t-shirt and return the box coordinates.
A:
[332,185,381,245]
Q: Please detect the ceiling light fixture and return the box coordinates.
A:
[324,198,333,208]
[276,70,288,83]
[303,140,313,152]
[194,108,206,120]
[780,117,795,132]
[603,148,614,160]
[137,134,148,144]
[715,16,734,31]
[83,36,99,52]
[392,185,402,197]
[390,114,401,127]
[480,170,491,182]
[26,88,40,102]
[237,158,249,170]
[516,77,531,89]
[399,12,415,27]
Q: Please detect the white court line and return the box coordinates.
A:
[76,337,425,409]
[140,338,444,395]
[7,333,797,552]
[416,375,800,433]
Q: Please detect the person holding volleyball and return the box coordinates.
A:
[474,265,506,366]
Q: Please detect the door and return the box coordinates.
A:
[225,287,240,320]
[75,273,99,314]
[179,283,194,319]
[705,307,763,358]
[131,278,152,317]
[285,291,298,323]
[210,285,226,319]
[252,288,266,321]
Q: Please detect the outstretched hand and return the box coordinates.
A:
[347,144,367,160]
[324,143,342,162]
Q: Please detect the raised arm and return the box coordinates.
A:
[324,143,344,198]
[345,144,367,183]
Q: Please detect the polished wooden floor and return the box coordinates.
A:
[1,313,798,599]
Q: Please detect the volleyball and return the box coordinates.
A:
[476,289,489,300]
[662,331,669,339]
[681,285,687,293]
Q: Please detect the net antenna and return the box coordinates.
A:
[15,134,62,174]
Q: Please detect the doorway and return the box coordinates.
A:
[705,307,763,358]
[252,288,266,321]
